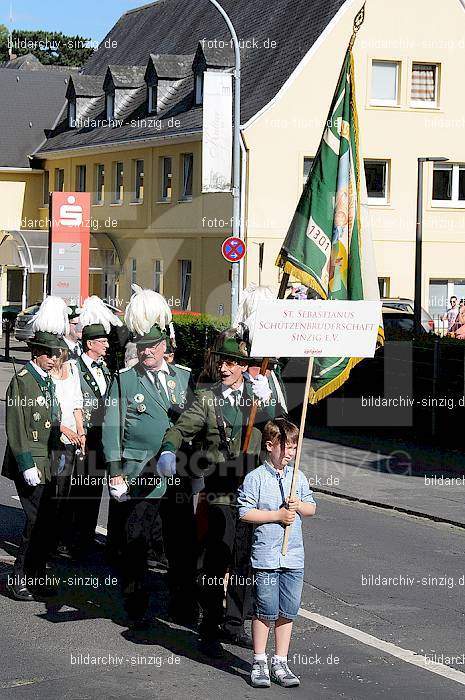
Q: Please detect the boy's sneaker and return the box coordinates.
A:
[271,660,300,687]
[251,659,271,688]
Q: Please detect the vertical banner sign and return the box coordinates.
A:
[202,71,233,192]
[49,192,90,303]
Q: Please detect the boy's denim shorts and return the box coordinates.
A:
[253,568,304,621]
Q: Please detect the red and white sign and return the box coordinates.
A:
[49,192,90,303]
[222,237,246,263]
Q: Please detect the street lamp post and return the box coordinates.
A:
[414,156,449,334]
[204,0,242,320]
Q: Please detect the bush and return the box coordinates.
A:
[172,314,230,378]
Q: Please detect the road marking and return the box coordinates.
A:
[0,678,44,689]
[298,608,465,686]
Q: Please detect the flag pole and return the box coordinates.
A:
[282,356,314,555]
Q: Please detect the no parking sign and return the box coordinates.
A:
[222,237,246,263]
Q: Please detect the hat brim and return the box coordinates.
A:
[213,349,251,363]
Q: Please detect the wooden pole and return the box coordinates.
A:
[242,272,290,453]
[281,356,314,556]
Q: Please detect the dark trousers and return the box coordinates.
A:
[117,478,198,619]
[199,502,253,636]
[54,445,77,548]
[68,434,105,549]
[13,477,56,578]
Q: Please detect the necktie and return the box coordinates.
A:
[45,376,60,423]
[231,389,241,407]
[92,360,103,368]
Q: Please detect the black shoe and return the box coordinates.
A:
[55,544,73,559]
[168,601,200,627]
[6,581,34,602]
[31,583,58,598]
[219,627,253,649]
[199,636,225,659]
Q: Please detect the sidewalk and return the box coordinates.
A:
[300,426,465,527]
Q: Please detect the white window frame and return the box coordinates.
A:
[179,259,192,310]
[153,259,164,293]
[95,164,105,205]
[130,258,137,286]
[106,92,115,121]
[180,153,194,201]
[54,168,64,192]
[148,84,156,114]
[160,156,173,202]
[113,161,124,204]
[432,163,465,208]
[370,60,400,107]
[364,159,389,205]
[133,159,144,203]
[195,72,204,106]
[410,62,439,109]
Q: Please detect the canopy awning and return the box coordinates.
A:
[0,230,123,273]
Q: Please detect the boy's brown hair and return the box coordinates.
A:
[262,418,299,449]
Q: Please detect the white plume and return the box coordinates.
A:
[234,284,274,340]
[125,284,172,336]
[31,296,70,335]
[80,296,123,334]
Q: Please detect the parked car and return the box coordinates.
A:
[382,307,429,338]
[381,298,435,333]
[14,302,123,343]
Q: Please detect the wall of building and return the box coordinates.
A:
[0,171,44,231]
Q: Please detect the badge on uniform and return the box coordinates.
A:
[33,412,41,422]
[167,380,176,390]
[137,403,146,413]
[134,394,144,403]
[32,430,39,442]
[36,396,45,406]
[44,421,51,429]
[170,394,177,404]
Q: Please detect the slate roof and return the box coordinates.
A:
[148,54,193,80]
[0,68,69,167]
[35,0,348,156]
[1,53,80,73]
[106,65,146,89]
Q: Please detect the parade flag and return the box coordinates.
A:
[276,28,383,404]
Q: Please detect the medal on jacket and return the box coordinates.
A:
[44,420,51,429]
[33,412,41,422]
[36,396,45,406]
[137,403,147,413]
[32,430,39,442]
[134,394,144,403]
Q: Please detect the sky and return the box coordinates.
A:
[0,0,146,43]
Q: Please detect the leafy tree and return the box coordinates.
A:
[0,28,94,67]
[0,24,9,62]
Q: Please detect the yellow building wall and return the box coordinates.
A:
[242,0,465,310]
[0,171,44,231]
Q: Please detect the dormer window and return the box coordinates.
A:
[106,92,115,121]
[148,84,156,114]
[195,72,204,106]
[68,99,76,128]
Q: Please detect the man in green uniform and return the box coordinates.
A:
[103,288,196,625]
[159,336,279,656]
[3,323,66,600]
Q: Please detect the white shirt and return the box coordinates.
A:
[222,381,245,406]
[81,352,107,395]
[64,336,82,357]
[145,359,170,400]
[51,362,84,444]
[30,360,48,380]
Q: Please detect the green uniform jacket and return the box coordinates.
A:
[2,363,60,483]
[161,378,278,505]
[102,362,191,499]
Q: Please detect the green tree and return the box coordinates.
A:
[0,24,9,63]
[1,29,94,67]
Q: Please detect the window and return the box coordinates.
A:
[153,259,164,293]
[68,100,76,128]
[95,164,105,204]
[106,92,115,121]
[180,153,193,200]
[364,160,389,203]
[179,259,192,310]
[195,72,204,105]
[371,61,399,106]
[160,157,172,201]
[148,85,156,114]
[76,165,86,192]
[133,159,144,202]
[432,164,465,206]
[429,279,465,318]
[54,168,65,192]
[303,157,314,189]
[42,170,49,205]
[411,63,439,108]
[113,161,124,204]
[130,258,137,286]
[378,277,390,298]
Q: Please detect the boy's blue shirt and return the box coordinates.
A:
[237,461,315,570]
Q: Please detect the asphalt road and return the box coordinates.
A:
[1,464,465,698]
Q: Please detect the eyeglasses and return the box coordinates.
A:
[92,338,109,346]
[216,358,239,368]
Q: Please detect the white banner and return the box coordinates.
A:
[250,300,382,358]
[202,71,232,193]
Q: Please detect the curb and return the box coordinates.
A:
[312,487,465,530]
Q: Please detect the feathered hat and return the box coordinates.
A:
[125,284,172,346]
[80,296,122,343]
[66,298,82,322]
[28,295,69,350]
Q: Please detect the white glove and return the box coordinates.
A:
[251,375,272,402]
[23,466,41,487]
[156,451,177,477]
[109,481,130,502]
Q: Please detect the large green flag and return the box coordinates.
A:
[276,44,383,403]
